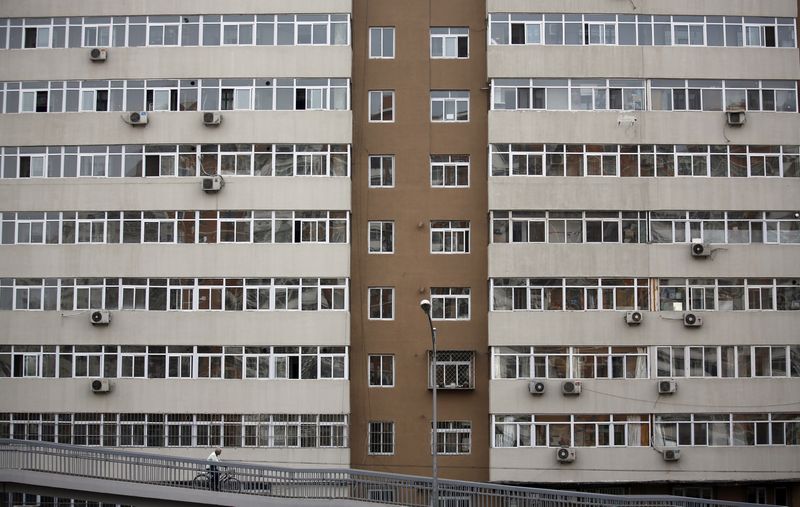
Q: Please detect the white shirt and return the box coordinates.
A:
[207,451,220,462]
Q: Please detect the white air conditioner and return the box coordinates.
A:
[726,109,746,127]
[90,310,111,325]
[561,380,581,395]
[690,240,711,257]
[556,446,576,463]
[89,48,107,61]
[202,175,224,193]
[203,112,222,126]
[91,379,111,393]
[658,379,677,394]
[683,312,703,327]
[663,448,681,461]
[625,311,643,325]
[528,381,545,395]
[122,111,148,125]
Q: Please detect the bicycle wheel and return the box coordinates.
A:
[223,477,242,493]
[192,472,209,489]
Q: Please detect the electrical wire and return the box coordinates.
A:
[581,385,800,409]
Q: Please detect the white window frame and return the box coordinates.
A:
[368,287,394,321]
[368,421,395,455]
[368,354,395,387]
[83,24,111,47]
[368,221,394,254]
[431,91,469,122]
[430,287,471,320]
[368,90,394,122]
[368,155,394,188]
[433,421,471,455]
[430,27,469,58]
[430,220,470,254]
[369,27,395,58]
[430,155,470,188]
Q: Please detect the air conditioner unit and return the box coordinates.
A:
[683,312,703,327]
[89,48,107,61]
[663,448,681,461]
[726,109,746,127]
[91,379,111,393]
[122,111,148,126]
[561,380,582,395]
[556,447,576,463]
[202,175,224,193]
[528,381,545,395]
[625,311,643,325]
[203,112,222,126]
[690,240,711,257]
[658,379,677,394]
[90,310,111,325]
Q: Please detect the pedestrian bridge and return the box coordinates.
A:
[0,439,769,507]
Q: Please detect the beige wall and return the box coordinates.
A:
[489,47,800,81]
[490,377,800,414]
[489,244,800,278]
[5,378,350,414]
[0,244,349,278]
[0,47,351,81]
[489,111,800,146]
[490,447,800,483]
[1,0,353,17]
[0,178,350,213]
[489,312,798,346]
[489,178,800,211]
[487,0,798,17]
[3,312,350,346]
[0,112,352,146]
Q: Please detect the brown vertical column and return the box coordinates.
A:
[350,0,489,481]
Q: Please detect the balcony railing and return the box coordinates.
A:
[0,439,776,507]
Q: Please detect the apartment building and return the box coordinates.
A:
[485,0,800,501]
[1,0,799,503]
[0,0,353,468]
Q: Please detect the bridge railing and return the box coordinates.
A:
[0,439,772,507]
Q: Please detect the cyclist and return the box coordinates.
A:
[206,448,222,491]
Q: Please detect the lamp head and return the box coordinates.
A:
[419,299,431,314]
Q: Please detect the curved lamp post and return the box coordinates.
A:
[419,299,438,507]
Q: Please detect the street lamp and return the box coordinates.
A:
[419,299,438,507]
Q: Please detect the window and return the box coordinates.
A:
[431,91,469,122]
[368,288,394,320]
[430,155,469,187]
[222,22,254,45]
[434,421,471,454]
[369,155,394,188]
[490,278,649,312]
[492,79,645,111]
[369,27,395,58]
[220,88,251,111]
[493,414,650,448]
[23,26,50,48]
[430,288,470,320]
[369,91,394,122]
[489,143,800,179]
[369,355,394,387]
[430,351,475,389]
[431,27,468,58]
[368,421,394,454]
[83,24,111,47]
[431,221,470,254]
[21,90,48,113]
[368,221,394,253]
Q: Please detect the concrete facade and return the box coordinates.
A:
[0,0,353,469]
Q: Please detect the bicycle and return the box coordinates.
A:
[193,465,242,493]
